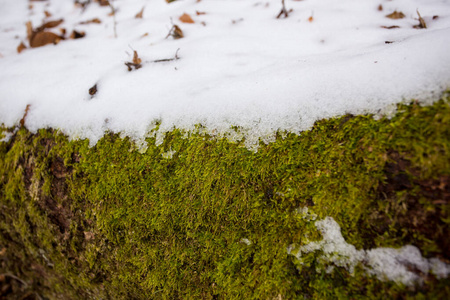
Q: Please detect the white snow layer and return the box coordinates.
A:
[288,216,450,286]
[1,0,450,148]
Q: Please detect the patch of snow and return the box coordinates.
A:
[0,130,14,143]
[161,147,177,159]
[240,238,252,246]
[288,216,450,286]
[295,206,317,221]
[0,0,449,149]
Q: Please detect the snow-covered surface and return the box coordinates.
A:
[1,0,450,149]
[288,215,450,286]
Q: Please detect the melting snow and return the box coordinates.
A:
[288,216,450,286]
[0,0,450,149]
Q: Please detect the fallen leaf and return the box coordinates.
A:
[60,28,67,35]
[166,24,184,39]
[308,15,314,22]
[26,21,33,40]
[133,50,142,65]
[386,11,405,19]
[135,6,145,19]
[125,50,143,71]
[70,30,86,39]
[381,25,400,29]
[89,84,97,97]
[378,4,383,11]
[433,15,439,20]
[17,42,27,53]
[97,0,110,6]
[196,11,206,16]
[80,18,102,24]
[37,19,64,31]
[385,41,394,44]
[179,13,194,24]
[30,31,62,47]
[20,104,31,127]
[0,248,6,256]
[44,10,52,18]
[413,9,427,29]
[141,32,149,38]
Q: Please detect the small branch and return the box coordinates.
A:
[108,0,117,38]
[151,48,180,63]
[0,273,28,288]
[277,0,291,19]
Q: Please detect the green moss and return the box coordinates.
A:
[1,93,449,299]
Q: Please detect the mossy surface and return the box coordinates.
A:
[0,94,449,299]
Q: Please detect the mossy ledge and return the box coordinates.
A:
[1,94,449,299]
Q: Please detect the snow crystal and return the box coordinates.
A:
[0,0,449,148]
[289,216,450,286]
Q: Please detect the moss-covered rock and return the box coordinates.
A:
[1,94,449,299]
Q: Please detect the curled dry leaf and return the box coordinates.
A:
[133,50,142,65]
[135,7,145,19]
[80,18,102,24]
[378,5,383,12]
[381,25,400,29]
[30,31,62,47]
[70,30,86,39]
[196,11,206,16]
[17,42,27,53]
[308,15,314,22]
[125,50,142,71]
[386,11,405,19]
[26,21,33,40]
[89,84,98,97]
[413,10,427,29]
[44,10,52,18]
[96,0,110,6]
[37,19,64,31]
[179,13,194,24]
[166,24,184,39]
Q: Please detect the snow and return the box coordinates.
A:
[288,215,450,286]
[0,0,450,149]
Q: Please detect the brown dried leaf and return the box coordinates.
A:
[196,11,206,16]
[433,15,439,20]
[80,18,102,24]
[17,42,27,53]
[166,24,184,39]
[20,104,31,127]
[97,0,110,6]
[125,51,143,71]
[89,84,97,97]
[179,13,194,24]
[70,30,86,39]
[44,10,52,18]
[308,15,314,22]
[413,9,427,29]
[30,31,62,47]
[133,50,142,65]
[381,25,400,29]
[26,21,33,41]
[135,6,145,19]
[378,5,383,11]
[386,11,405,19]
[37,19,64,31]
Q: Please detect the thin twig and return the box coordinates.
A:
[277,0,288,18]
[0,273,28,288]
[151,48,181,63]
[108,0,117,38]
